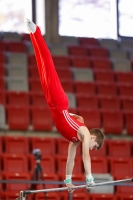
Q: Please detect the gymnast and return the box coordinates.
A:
[25,18,105,193]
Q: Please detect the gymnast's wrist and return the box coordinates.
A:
[86,174,94,183]
[64,175,72,184]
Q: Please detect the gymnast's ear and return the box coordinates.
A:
[90,135,96,140]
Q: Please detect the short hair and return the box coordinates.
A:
[89,128,105,150]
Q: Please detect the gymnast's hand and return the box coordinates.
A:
[66,183,74,193]
[86,174,95,191]
[64,178,74,193]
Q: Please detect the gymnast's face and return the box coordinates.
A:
[89,135,99,150]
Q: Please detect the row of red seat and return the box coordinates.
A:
[1,63,133,83]
[0,136,133,157]
[0,77,133,96]
[0,171,133,195]
[0,39,132,64]
[1,105,133,133]
[1,53,133,72]
[0,37,99,52]
[0,41,29,53]
[0,50,133,70]
[0,91,133,110]
[0,41,108,57]
[1,191,133,200]
[56,70,133,84]
[0,153,133,176]
[53,56,112,69]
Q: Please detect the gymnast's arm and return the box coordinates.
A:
[65,141,80,193]
[66,141,80,175]
[77,126,91,175]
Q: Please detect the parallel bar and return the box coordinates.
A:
[22,178,133,194]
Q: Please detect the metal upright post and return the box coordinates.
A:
[19,191,26,200]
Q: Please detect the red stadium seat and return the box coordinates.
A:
[102,110,123,134]
[2,135,29,154]
[6,105,30,130]
[115,176,133,194]
[30,92,48,107]
[56,155,82,175]
[91,58,112,70]
[63,192,87,200]
[56,137,81,156]
[0,52,6,64]
[96,82,118,96]
[7,91,30,106]
[1,191,31,200]
[0,155,2,171]
[56,68,73,80]
[115,72,133,84]
[70,56,91,68]
[91,194,117,200]
[30,107,53,131]
[118,84,133,98]
[117,194,133,200]
[0,137,3,153]
[29,137,56,156]
[99,96,121,111]
[52,56,70,68]
[121,97,133,111]
[29,78,43,92]
[88,47,109,58]
[68,108,78,114]
[22,33,31,41]
[68,46,88,56]
[76,94,99,109]
[29,155,56,174]
[35,174,59,190]
[0,91,6,105]
[28,65,39,79]
[61,80,74,93]
[0,41,7,52]
[0,174,2,191]
[130,141,133,156]
[91,157,108,173]
[2,154,28,172]
[107,140,131,157]
[79,37,99,46]
[124,111,133,135]
[109,157,133,177]
[77,109,101,129]
[28,54,37,66]
[0,65,6,77]
[35,192,60,200]
[90,140,107,157]
[2,172,30,191]
[74,81,96,95]
[6,42,27,53]
[94,70,115,83]
[0,77,6,90]
[60,189,90,200]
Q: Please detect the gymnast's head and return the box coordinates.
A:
[89,128,105,150]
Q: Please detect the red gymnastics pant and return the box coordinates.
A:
[30,26,69,110]
[29,26,85,142]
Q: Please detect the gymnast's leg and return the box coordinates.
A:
[25,19,69,110]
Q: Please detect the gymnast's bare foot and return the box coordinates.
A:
[24,18,36,33]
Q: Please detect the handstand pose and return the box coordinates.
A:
[25,19,105,193]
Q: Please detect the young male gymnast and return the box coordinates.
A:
[25,19,105,193]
